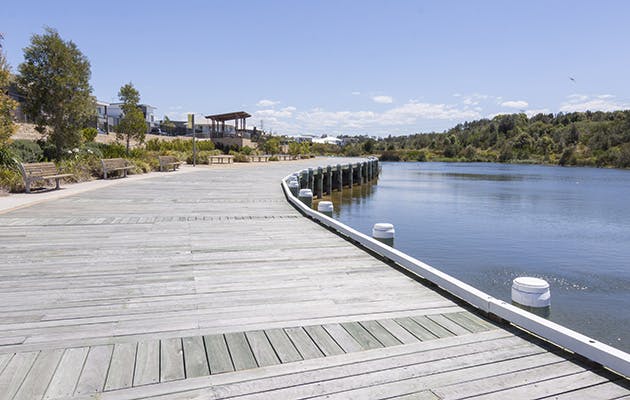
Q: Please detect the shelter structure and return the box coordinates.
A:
[205,111,251,138]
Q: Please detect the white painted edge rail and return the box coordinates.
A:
[281,160,630,378]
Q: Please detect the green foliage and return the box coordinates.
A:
[160,116,176,134]
[268,155,279,161]
[0,38,17,145]
[240,146,253,155]
[116,82,145,152]
[0,146,18,169]
[379,151,401,161]
[353,110,630,169]
[18,27,95,158]
[9,139,43,163]
[81,127,98,143]
[262,137,280,154]
[0,168,23,192]
[229,150,249,162]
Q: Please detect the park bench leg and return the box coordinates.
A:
[25,179,31,193]
[55,178,60,190]
[104,171,108,179]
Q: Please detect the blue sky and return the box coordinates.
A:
[2,0,630,136]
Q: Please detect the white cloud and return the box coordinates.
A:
[256,99,280,107]
[560,94,627,112]
[372,95,393,104]
[501,100,529,108]
[351,91,361,96]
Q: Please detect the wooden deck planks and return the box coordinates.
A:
[43,347,88,399]
[104,342,137,391]
[133,340,159,386]
[74,345,113,395]
[182,336,209,378]
[160,338,185,382]
[0,160,626,399]
[204,335,234,374]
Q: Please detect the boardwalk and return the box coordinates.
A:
[0,159,627,399]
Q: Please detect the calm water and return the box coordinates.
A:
[323,162,630,352]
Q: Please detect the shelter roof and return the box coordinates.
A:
[205,111,251,121]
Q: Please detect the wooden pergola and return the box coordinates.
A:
[205,111,251,137]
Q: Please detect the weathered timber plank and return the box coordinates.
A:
[104,342,137,391]
[443,312,488,333]
[303,325,344,356]
[0,351,38,400]
[411,315,456,338]
[160,338,185,382]
[341,321,384,350]
[74,345,113,395]
[264,329,302,363]
[395,317,438,341]
[204,334,234,374]
[225,332,257,371]
[182,336,209,378]
[322,323,362,353]
[44,347,89,399]
[245,331,280,367]
[12,349,63,400]
[466,370,612,400]
[539,381,630,399]
[426,314,470,336]
[360,320,402,347]
[133,340,159,386]
[285,327,324,360]
[377,319,420,344]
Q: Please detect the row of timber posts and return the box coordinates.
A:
[297,158,380,199]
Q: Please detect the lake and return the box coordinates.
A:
[324,162,630,352]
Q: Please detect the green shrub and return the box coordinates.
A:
[9,140,43,163]
[100,142,127,158]
[0,146,18,169]
[81,127,98,143]
[241,146,253,155]
[57,156,100,182]
[229,150,249,162]
[269,155,279,161]
[379,151,401,161]
[196,140,215,151]
[0,168,24,193]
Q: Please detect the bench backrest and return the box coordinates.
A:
[158,155,179,164]
[101,158,129,170]
[19,162,58,178]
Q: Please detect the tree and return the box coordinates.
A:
[160,115,175,134]
[18,28,95,158]
[262,137,280,154]
[116,82,146,153]
[0,34,17,145]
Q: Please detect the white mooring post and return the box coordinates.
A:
[288,180,300,196]
[298,188,313,208]
[372,223,395,247]
[317,201,333,217]
[511,277,551,317]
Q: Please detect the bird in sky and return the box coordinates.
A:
[569,77,576,82]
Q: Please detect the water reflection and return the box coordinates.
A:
[313,177,379,216]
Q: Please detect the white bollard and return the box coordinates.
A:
[511,277,551,317]
[372,223,395,247]
[298,188,313,208]
[317,201,334,217]
[288,180,300,196]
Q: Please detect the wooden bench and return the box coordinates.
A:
[208,155,234,164]
[158,155,184,172]
[18,162,73,193]
[101,158,134,179]
[248,155,271,162]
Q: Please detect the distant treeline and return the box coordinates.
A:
[345,111,630,168]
